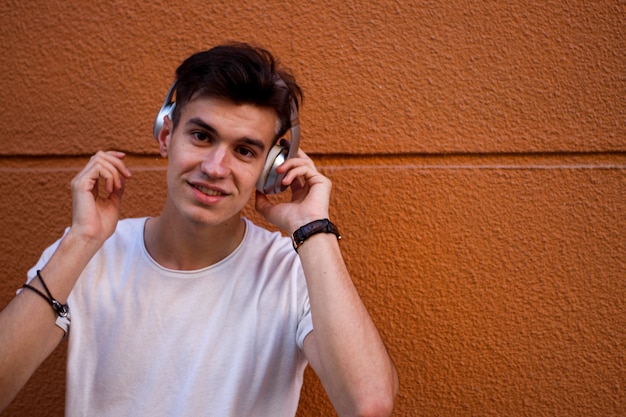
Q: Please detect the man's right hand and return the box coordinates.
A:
[69,150,132,244]
[0,151,132,411]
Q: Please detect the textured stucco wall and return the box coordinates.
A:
[1,1,624,416]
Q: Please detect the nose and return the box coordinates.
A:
[200,146,231,178]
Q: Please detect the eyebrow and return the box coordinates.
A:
[186,117,267,152]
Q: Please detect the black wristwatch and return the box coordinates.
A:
[291,219,341,252]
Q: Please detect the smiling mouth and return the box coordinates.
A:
[191,184,225,196]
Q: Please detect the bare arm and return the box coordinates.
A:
[298,234,399,416]
[0,151,131,411]
[256,150,398,417]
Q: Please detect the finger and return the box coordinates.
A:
[109,175,127,202]
[101,170,118,195]
[96,151,132,178]
[276,157,316,179]
[91,162,122,195]
[73,163,117,198]
[280,164,318,187]
[84,151,131,194]
[295,147,310,159]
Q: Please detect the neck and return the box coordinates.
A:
[144,214,246,271]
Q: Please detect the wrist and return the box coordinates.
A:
[286,213,330,236]
[291,218,341,252]
[64,227,106,255]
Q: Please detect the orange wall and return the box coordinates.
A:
[1,1,624,416]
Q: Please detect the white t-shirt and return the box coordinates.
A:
[28,217,314,417]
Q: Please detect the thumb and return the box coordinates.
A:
[254,191,272,217]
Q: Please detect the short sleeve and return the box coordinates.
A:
[296,292,313,349]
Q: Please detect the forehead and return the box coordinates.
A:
[182,95,280,137]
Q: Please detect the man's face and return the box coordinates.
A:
[158,96,278,227]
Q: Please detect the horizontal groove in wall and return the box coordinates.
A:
[313,152,626,171]
[0,152,625,172]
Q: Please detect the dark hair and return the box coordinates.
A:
[171,43,302,141]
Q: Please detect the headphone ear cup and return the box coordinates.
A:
[256,143,289,194]
[153,82,178,141]
[153,103,176,140]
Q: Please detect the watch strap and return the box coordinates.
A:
[292,219,341,252]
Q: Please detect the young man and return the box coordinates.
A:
[0,43,398,416]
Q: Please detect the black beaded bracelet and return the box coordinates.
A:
[22,270,70,319]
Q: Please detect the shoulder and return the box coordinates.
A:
[112,217,147,236]
[30,218,147,274]
[243,218,292,249]
[100,217,148,249]
[77,218,149,282]
[241,218,298,264]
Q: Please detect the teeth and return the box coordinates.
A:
[194,185,223,196]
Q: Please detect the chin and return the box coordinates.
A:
[186,206,243,228]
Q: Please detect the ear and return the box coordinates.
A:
[158,115,173,157]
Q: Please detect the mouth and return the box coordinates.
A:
[190,183,226,197]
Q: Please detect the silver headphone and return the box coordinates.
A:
[153,81,300,195]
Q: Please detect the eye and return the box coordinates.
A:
[192,131,210,142]
[237,146,255,158]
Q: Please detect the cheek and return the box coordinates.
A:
[249,161,267,183]
[165,162,180,193]
[234,168,259,191]
[165,150,194,187]
[233,164,263,196]
[168,143,199,171]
